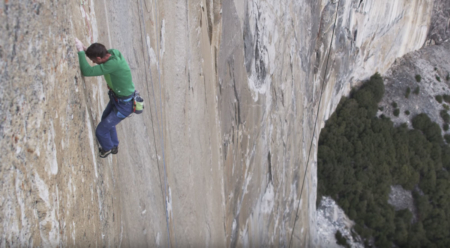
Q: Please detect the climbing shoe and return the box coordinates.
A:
[99,148,112,158]
[111,146,118,154]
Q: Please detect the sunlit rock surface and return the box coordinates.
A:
[388,185,417,221]
[0,0,442,246]
[316,197,364,248]
[380,41,450,130]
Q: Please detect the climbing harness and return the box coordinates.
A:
[107,85,144,114]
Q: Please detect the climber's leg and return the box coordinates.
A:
[96,103,123,152]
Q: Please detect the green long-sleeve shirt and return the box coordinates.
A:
[78,49,135,97]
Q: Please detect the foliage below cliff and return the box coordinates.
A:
[318,73,450,248]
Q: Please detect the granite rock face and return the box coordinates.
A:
[316,196,364,248]
[0,0,438,247]
[0,1,121,246]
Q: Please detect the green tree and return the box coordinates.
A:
[420,167,437,193]
[441,146,450,169]
[414,192,432,220]
[394,108,400,116]
[440,110,450,123]
[424,209,449,241]
[443,94,450,103]
[407,222,428,248]
[394,219,408,246]
[423,123,443,143]
[415,74,422,82]
[318,73,450,248]
[335,231,350,248]
[412,113,432,130]
[392,101,398,108]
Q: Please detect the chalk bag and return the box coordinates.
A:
[133,91,144,114]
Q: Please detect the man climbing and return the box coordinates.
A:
[75,38,135,158]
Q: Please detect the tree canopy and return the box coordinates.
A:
[318,73,450,247]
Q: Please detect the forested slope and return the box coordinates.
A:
[318,74,450,247]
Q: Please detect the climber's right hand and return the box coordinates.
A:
[75,38,86,52]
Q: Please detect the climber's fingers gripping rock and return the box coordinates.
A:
[75,38,87,52]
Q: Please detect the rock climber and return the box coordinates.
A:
[75,38,135,158]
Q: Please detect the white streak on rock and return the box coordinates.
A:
[156,232,161,246]
[166,187,172,219]
[261,183,274,214]
[146,35,157,65]
[85,106,98,178]
[90,0,98,42]
[35,173,50,207]
[48,120,58,175]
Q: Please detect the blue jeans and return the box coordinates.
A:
[95,91,134,151]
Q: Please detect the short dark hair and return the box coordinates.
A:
[85,43,109,59]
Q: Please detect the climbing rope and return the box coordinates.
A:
[288,1,341,247]
[137,0,171,247]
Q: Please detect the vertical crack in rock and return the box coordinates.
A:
[205,0,213,43]
[33,2,42,15]
[229,59,241,126]
[313,51,321,74]
[254,21,266,84]
[230,217,240,248]
[232,77,241,126]
[268,151,272,183]
[243,3,253,76]
[11,11,21,63]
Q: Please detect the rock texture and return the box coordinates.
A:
[388,185,416,218]
[426,0,450,45]
[0,0,440,247]
[380,41,450,130]
[0,0,121,246]
[316,196,363,248]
